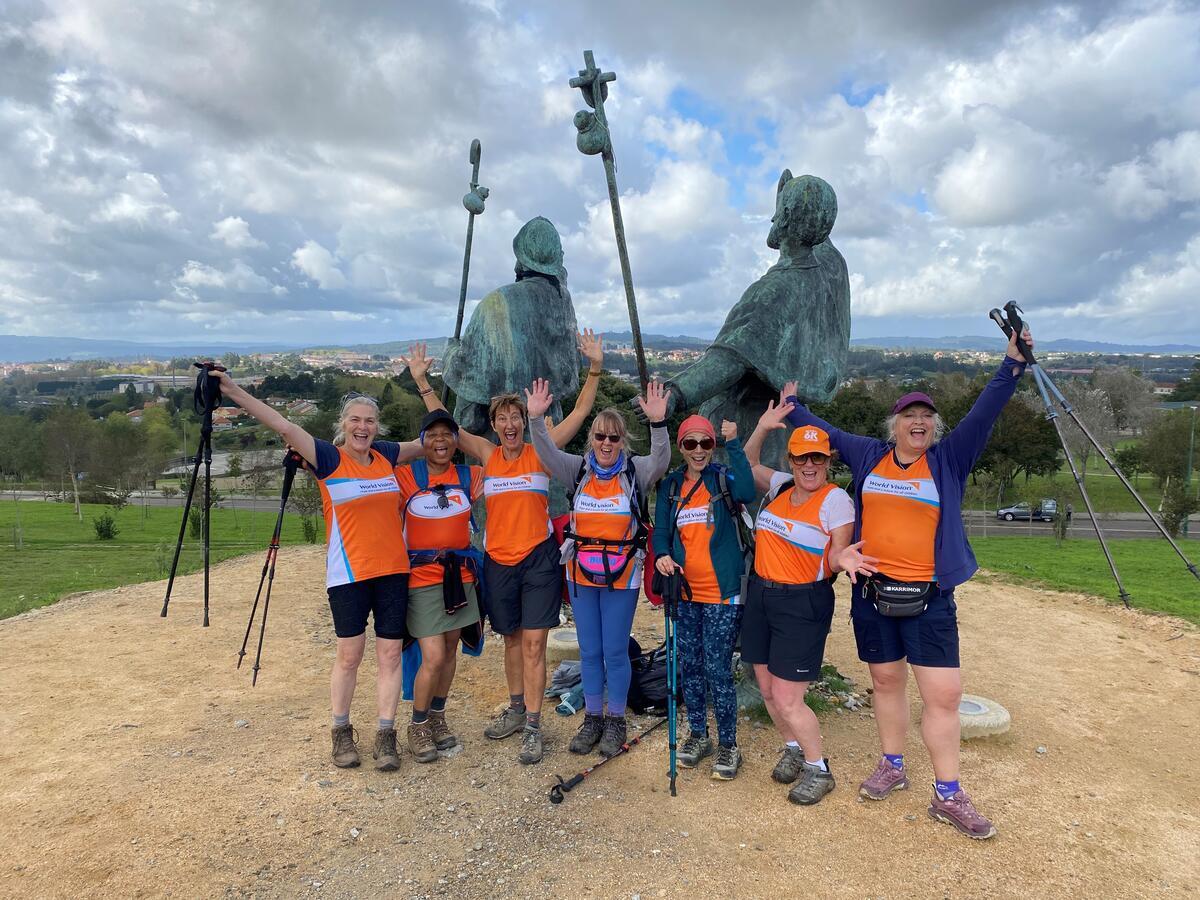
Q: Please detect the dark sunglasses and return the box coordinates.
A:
[430,485,451,509]
[594,433,622,444]
[680,437,715,451]
[789,453,830,466]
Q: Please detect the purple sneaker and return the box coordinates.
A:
[859,757,910,800]
[928,788,997,840]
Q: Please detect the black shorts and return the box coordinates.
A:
[484,537,564,636]
[740,576,835,682]
[327,573,409,640]
[850,583,959,668]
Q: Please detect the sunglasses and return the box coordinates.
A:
[680,437,715,451]
[593,433,622,444]
[789,453,830,466]
[430,485,451,509]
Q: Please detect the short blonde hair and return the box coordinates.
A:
[589,407,631,453]
[333,395,386,446]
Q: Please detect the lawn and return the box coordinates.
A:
[0,499,310,620]
[971,536,1200,624]
[963,467,1181,514]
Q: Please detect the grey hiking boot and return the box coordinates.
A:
[787,761,836,805]
[569,714,605,755]
[677,732,713,769]
[427,710,458,750]
[372,728,400,772]
[597,715,627,757]
[859,757,910,800]
[928,788,997,840]
[772,745,805,784]
[407,722,439,763]
[711,744,742,781]
[517,726,544,765]
[484,705,526,740]
[330,724,360,768]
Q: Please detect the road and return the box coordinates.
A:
[962,509,1199,540]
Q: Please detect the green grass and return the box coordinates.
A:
[964,467,1180,514]
[971,536,1200,624]
[0,499,309,620]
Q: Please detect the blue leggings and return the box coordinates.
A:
[677,600,743,747]
[570,584,639,716]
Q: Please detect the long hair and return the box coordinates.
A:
[884,412,946,444]
[332,395,387,446]
[589,407,631,454]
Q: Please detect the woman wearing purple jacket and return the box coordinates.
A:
[769,326,1031,840]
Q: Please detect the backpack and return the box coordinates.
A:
[626,637,680,715]
[664,465,756,602]
[405,458,478,534]
[563,456,656,596]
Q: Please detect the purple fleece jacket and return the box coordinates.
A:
[786,356,1026,590]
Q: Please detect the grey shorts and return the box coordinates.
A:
[406,582,481,639]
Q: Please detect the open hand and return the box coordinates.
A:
[578,328,604,370]
[757,398,794,431]
[637,381,669,423]
[835,541,879,584]
[720,420,737,442]
[524,378,554,419]
[778,380,798,405]
[401,342,433,382]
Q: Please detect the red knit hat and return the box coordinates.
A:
[676,414,716,446]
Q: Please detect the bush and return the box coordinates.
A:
[93,513,120,541]
[301,516,319,544]
[1160,478,1199,538]
[188,506,202,539]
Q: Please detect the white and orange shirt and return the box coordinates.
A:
[754,474,854,585]
[482,443,553,566]
[674,478,725,604]
[395,464,484,589]
[312,439,408,589]
[568,471,641,589]
[860,452,940,581]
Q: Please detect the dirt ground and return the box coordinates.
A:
[1,546,1197,899]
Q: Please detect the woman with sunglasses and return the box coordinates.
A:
[211,374,422,772]
[742,415,864,805]
[393,409,485,764]
[525,378,671,757]
[652,415,757,780]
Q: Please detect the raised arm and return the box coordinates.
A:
[402,341,496,463]
[526,379,586,485]
[939,328,1030,469]
[632,381,671,489]
[215,371,318,469]
[782,381,886,470]
[745,399,792,494]
[720,420,757,504]
[549,329,604,448]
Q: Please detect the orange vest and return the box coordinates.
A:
[674,478,723,603]
[395,464,484,589]
[482,443,552,566]
[317,446,408,589]
[568,471,641,589]
[754,482,838,584]
[860,452,940,581]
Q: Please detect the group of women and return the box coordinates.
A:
[216,323,1033,842]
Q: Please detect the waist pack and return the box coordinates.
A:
[867,575,934,618]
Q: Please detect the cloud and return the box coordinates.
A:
[291,240,347,290]
[210,216,265,249]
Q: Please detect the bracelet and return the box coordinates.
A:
[588,369,603,377]
[418,387,434,396]
[650,420,668,428]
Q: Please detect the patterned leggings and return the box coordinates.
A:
[676,600,743,747]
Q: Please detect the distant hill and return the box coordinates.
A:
[0,334,302,363]
[850,335,1200,354]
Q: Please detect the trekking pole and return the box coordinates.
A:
[442,139,488,404]
[664,586,678,797]
[237,450,303,685]
[548,716,668,804]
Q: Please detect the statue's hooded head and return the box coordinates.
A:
[513,216,566,281]
[767,172,838,251]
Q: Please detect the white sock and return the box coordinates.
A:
[804,758,828,773]
[786,740,800,749]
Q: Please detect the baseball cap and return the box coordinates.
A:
[891,391,937,415]
[419,409,460,439]
[787,426,831,457]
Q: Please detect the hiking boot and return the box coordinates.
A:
[517,726,544,765]
[568,714,605,755]
[787,761,836,805]
[407,722,439,763]
[330,724,360,768]
[372,728,400,772]
[597,715,628,757]
[484,705,526,740]
[859,757,910,800]
[677,732,713,769]
[928,788,997,840]
[711,744,742,781]
[772,745,805,784]
[427,710,458,751]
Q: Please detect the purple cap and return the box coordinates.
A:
[892,391,937,415]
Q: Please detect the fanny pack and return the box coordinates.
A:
[575,545,636,588]
[867,575,934,618]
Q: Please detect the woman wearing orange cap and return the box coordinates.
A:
[652,415,757,780]
[742,418,867,805]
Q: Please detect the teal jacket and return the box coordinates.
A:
[652,438,756,602]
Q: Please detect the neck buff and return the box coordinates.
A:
[586,449,626,479]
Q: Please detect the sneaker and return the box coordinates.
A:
[597,715,628,757]
[928,788,997,840]
[427,710,458,751]
[484,705,526,740]
[859,757,910,800]
[568,714,605,755]
[677,732,713,769]
[711,744,742,781]
[517,726,544,765]
[372,728,400,772]
[330,724,360,768]
[407,721,439,763]
[787,761,836,805]
[772,746,805,784]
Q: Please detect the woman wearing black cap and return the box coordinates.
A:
[777,326,1033,840]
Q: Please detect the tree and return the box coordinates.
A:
[1113,443,1145,484]
[1059,383,1114,476]
[973,393,1060,491]
[1143,409,1192,486]
[810,381,889,440]
[42,406,97,520]
[287,471,323,543]
[1168,362,1200,401]
[1159,477,1198,538]
[1093,366,1156,434]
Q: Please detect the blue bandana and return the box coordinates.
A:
[586,449,626,480]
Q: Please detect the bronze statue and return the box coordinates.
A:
[658,171,851,469]
[441,216,581,435]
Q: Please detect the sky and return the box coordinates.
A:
[2,0,1200,347]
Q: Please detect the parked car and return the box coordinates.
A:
[996,499,1058,522]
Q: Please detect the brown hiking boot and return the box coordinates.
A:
[372,728,400,772]
[407,721,439,763]
[427,710,458,751]
[330,723,360,768]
